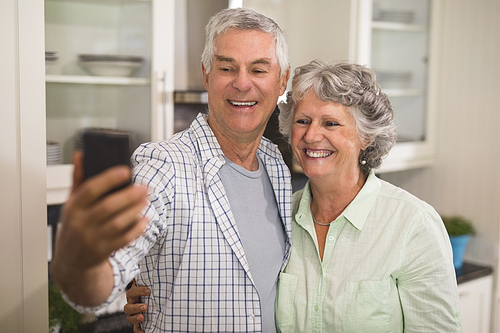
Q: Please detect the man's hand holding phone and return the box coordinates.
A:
[51,130,149,307]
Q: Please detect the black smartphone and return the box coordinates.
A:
[82,129,132,193]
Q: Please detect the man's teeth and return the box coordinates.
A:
[230,101,257,106]
[305,150,332,158]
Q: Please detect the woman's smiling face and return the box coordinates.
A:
[291,91,365,182]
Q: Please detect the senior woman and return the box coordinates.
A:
[123,60,462,332]
[274,60,461,332]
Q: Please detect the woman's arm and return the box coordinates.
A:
[124,279,151,333]
[397,211,462,332]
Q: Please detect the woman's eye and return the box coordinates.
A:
[295,119,309,125]
[326,121,339,127]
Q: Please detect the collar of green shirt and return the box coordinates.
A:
[295,169,382,231]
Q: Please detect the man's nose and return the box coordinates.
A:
[232,70,252,92]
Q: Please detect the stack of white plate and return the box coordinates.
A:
[46,140,62,165]
[78,54,144,77]
[45,51,58,70]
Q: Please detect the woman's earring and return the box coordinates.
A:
[359,149,367,165]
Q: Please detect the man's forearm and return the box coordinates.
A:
[51,258,115,308]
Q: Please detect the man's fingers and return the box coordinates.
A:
[95,198,148,242]
[74,184,148,239]
[71,151,85,192]
[68,164,132,212]
[104,216,148,252]
[71,151,132,203]
[95,187,148,229]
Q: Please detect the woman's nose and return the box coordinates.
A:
[304,124,322,143]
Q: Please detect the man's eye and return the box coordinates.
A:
[220,67,232,72]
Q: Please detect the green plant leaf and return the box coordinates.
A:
[441,215,476,236]
[49,285,84,333]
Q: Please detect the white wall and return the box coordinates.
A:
[0,0,48,331]
[380,0,500,330]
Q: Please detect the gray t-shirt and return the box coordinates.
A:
[219,156,286,333]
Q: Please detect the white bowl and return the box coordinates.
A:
[78,61,143,77]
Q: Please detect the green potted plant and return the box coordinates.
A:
[49,284,84,333]
[442,215,476,269]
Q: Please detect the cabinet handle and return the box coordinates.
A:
[161,70,168,139]
[162,70,168,105]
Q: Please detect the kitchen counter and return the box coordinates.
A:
[456,262,493,284]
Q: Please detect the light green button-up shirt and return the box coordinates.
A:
[275,171,462,332]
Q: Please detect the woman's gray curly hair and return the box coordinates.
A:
[278,59,397,175]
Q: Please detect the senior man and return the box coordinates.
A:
[51,7,291,333]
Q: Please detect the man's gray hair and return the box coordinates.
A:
[201,7,289,78]
[278,59,397,175]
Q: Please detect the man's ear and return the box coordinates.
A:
[202,63,209,89]
[279,66,291,95]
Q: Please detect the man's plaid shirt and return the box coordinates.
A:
[90,113,292,332]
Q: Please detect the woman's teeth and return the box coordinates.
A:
[305,149,332,158]
[229,101,257,106]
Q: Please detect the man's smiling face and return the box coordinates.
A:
[203,28,288,142]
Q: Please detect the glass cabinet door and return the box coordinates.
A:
[367,0,437,172]
[45,0,153,163]
[370,0,431,144]
[45,0,174,204]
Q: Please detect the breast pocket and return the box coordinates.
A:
[275,272,298,331]
[343,279,391,333]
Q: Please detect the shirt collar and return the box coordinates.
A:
[191,113,225,163]
[190,112,283,165]
[295,170,381,231]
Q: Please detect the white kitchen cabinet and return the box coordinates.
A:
[458,275,493,333]
[45,0,175,205]
[239,0,440,173]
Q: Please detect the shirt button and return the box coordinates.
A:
[249,314,255,320]
[314,305,319,312]
[329,236,334,241]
